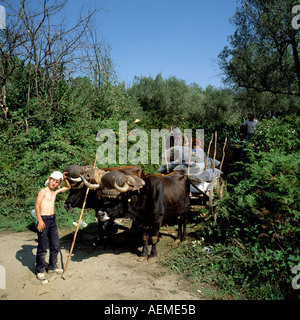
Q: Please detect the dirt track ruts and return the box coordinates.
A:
[0,221,203,300]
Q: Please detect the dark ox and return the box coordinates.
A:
[63,165,145,238]
[99,171,190,258]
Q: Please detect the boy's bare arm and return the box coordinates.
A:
[35,189,46,232]
[57,172,71,194]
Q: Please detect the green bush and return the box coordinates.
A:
[169,240,300,299]
[168,115,300,299]
[215,151,300,249]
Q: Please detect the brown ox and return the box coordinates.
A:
[97,171,190,258]
[64,165,145,240]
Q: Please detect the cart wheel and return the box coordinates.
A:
[208,177,225,219]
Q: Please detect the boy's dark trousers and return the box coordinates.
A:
[36,215,60,273]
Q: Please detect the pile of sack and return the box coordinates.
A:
[158,146,223,191]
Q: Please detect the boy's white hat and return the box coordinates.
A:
[50,171,63,180]
[45,171,63,186]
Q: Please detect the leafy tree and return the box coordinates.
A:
[234,89,300,119]
[1,0,98,131]
[128,74,238,128]
[219,0,300,97]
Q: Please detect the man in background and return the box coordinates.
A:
[240,113,259,139]
[240,113,259,158]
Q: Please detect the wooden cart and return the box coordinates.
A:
[188,132,227,220]
[189,176,225,209]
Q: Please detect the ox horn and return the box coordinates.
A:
[113,175,145,193]
[127,176,145,188]
[79,174,103,189]
[113,181,130,193]
[68,176,82,183]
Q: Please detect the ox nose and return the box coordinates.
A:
[97,210,110,222]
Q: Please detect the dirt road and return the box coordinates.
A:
[0,221,202,300]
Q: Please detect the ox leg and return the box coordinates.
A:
[106,218,116,238]
[177,214,187,242]
[97,218,116,244]
[177,219,182,241]
[181,214,187,241]
[149,235,159,258]
[141,231,149,257]
[97,219,105,242]
[149,222,161,258]
[130,220,138,235]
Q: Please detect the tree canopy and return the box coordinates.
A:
[0,0,299,300]
[219,0,300,96]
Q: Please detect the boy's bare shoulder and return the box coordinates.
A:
[38,187,47,195]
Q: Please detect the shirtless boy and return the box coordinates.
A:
[35,171,70,280]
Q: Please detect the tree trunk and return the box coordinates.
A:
[291,36,300,96]
[25,63,31,133]
[1,81,8,123]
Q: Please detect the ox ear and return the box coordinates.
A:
[126,175,145,190]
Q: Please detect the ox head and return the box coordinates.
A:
[101,171,145,194]
[95,171,146,222]
[63,164,105,211]
[63,165,145,218]
[64,164,106,189]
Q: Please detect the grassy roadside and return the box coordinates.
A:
[0,198,97,233]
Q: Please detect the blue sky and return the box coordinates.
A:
[3,0,238,88]
[92,0,238,88]
[81,0,238,88]
[5,0,237,88]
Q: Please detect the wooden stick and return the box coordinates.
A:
[187,136,192,176]
[93,155,97,168]
[203,133,213,183]
[213,131,217,177]
[216,137,227,196]
[64,155,97,274]
[63,187,90,274]
[219,137,227,174]
[163,135,169,174]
